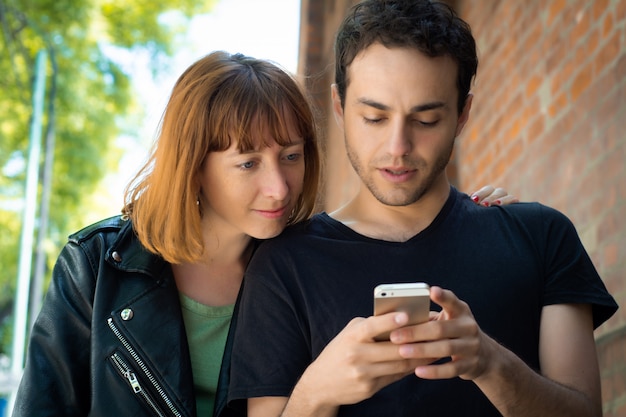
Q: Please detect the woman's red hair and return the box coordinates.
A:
[123,51,320,264]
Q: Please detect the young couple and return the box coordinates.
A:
[14,1,616,416]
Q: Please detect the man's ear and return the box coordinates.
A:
[331,84,345,130]
[455,93,473,137]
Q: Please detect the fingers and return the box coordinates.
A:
[429,286,470,319]
[398,337,479,380]
[387,286,463,344]
[387,287,491,382]
[414,355,480,380]
[306,312,421,404]
[390,307,478,347]
[410,328,495,382]
[392,322,483,381]
[494,194,520,205]
[470,185,518,206]
[470,184,495,203]
[358,311,409,342]
[349,312,433,374]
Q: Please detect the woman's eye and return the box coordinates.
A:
[239,161,256,169]
[285,153,301,162]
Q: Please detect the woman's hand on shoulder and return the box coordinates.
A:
[470,185,519,207]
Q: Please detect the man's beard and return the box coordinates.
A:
[345,138,454,207]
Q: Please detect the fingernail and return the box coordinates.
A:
[471,195,480,202]
[495,199,501,205]
[398,345,413,356]
[482,201,490,207]
[395,312,408,325]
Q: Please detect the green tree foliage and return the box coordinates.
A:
[0,0,216,354]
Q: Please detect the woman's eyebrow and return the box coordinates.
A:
[230,138,305,156]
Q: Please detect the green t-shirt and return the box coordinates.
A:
[179,294,234,417]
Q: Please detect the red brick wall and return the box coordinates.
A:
[452,2,626,414]
[299,0,626,414]
[298,0,359,210]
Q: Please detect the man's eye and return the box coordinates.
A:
[416,120,438,127]
[240,161,255,169]
[364,117,384,124]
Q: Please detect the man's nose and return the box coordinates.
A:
[387,120,412,156]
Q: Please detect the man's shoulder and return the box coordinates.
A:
[460,194,570,224]
[451,192,576,240]
[468,201,582,249]
[253,214,339,258]
[494,201,572,225]
[272,213,335,240]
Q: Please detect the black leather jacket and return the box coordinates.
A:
[12,215,237,417]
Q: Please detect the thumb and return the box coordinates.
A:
[430,286,468,320]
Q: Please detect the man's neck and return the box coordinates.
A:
[330,181,451,242]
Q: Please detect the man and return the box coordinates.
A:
[226,1,618,416]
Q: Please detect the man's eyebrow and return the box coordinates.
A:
[357,98,446,113]
[357,98,390,111]
[410,101,446,113]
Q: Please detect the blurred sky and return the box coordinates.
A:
[95,0,301,218]
[137,0,301,121]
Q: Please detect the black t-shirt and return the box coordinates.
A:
[227,187,618,416]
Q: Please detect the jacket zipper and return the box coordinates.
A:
[108,317,183,417]
[110,352,167,417]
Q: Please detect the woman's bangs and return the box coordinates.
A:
[236,96,301,152]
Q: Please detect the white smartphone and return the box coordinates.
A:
[373,282,431,341]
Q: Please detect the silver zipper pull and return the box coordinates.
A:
[125,370,142,393]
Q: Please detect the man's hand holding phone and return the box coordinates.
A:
[388,285,496,383]
[290,286,440,411]
[285,283,442,413]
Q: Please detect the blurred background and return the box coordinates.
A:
[0,0,301,413]
[1,0,624,415]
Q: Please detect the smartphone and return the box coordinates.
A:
[373,282,431,341]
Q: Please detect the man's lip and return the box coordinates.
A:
[378,167,417,182]
[382,166,414,174]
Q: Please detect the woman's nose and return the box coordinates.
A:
[262,165,289,200]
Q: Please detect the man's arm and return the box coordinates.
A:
[393,287,601,417]
[249,397,288,417]
[475,303,601,417]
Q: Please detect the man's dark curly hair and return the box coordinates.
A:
[334,0,478,114]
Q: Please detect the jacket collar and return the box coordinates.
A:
[105,217,170,278]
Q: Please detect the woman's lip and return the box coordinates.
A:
[255,206,288,219]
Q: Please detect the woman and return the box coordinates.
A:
[12,51,511,417]
[14,50,319,417]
